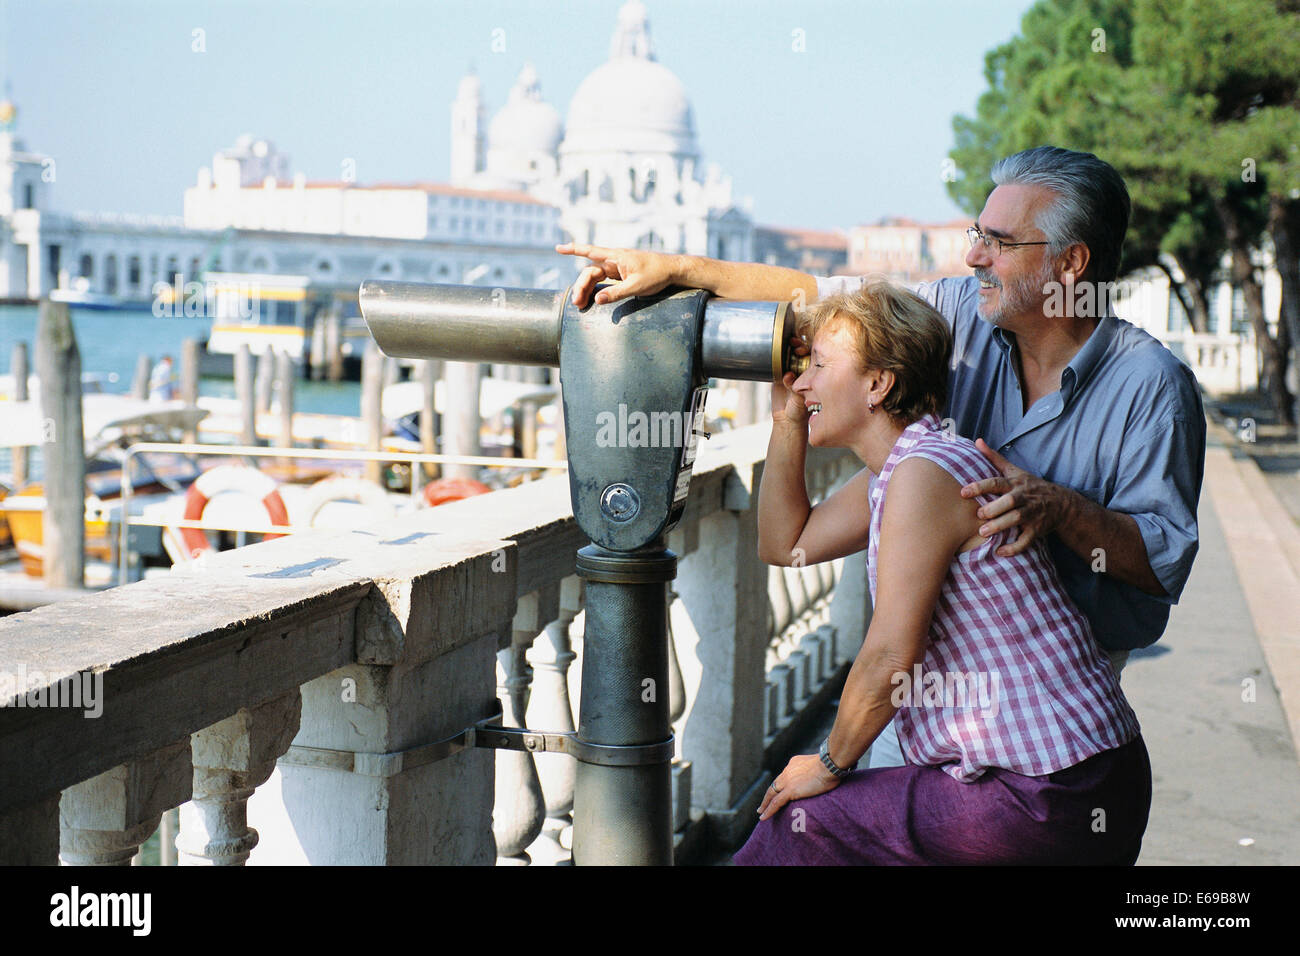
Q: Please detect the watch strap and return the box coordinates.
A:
[819,738,851,778]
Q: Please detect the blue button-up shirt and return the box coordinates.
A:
[816,274,1206,651]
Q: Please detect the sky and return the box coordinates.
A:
[2,0,1038,231]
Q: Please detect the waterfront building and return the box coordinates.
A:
[754,226,850,277]
[451,0,754,261]
[848,217,971,283]
[0,1,749,310]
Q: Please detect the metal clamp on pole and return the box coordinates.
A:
[473,716,676,768]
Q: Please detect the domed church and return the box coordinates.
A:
[451,0,754,260]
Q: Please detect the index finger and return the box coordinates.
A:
[961,476,1007,498]
[556,242,616,263]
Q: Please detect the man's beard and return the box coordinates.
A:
[975,257,1056,327]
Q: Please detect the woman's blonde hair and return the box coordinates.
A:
[796,280,953,423]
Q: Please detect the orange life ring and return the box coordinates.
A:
[422,477,491,507]
[179,466,290,557]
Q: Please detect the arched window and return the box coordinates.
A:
[128,255,142,290]
[79,254,93,278]
[104,254,118,294]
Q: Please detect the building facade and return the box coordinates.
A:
[451,0,754,261]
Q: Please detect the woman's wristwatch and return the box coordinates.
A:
[819,738,852,778]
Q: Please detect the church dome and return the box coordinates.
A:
[488,63,563,156]
[561,1,697,157]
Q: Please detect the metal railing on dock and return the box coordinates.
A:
[116,441,566,583]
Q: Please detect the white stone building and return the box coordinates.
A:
[0,1,755,307]
[0,117,569,307]
[452,0,754,260]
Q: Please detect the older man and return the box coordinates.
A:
[558,145,1205,766]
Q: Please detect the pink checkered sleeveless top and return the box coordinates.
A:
[866,413,1140,781]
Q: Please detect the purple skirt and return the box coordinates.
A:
[733,736,1151,865]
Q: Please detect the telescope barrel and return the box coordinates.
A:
[359,280,805,382]
[359,280,565,366]
[698,298,797,382]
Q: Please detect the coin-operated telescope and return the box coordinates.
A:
[359,280,807,865]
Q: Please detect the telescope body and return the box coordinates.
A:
[355,277,804,866]
[358,280,806,381]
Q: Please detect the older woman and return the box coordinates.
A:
[734,281,1150,866]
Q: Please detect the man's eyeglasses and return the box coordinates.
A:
[966,226,1050,257]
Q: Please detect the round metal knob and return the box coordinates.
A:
[600,483,641,522]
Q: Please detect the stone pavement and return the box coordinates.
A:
[1121,424,1300,864]
[721,415,1300,866]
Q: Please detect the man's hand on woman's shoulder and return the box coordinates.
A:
[961,440,1077,557]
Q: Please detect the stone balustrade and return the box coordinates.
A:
[0,422,867,865]
[1162,330,1257,395]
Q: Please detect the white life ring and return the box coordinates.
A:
[178,465,290,558]
[300,476,395,528]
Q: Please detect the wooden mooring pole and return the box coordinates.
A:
[361,343,384,486]
[275,351,295,468]
[10,342,29,486]
[35,299,85,590]
[131,353,152,400]
[419,359,440,483]
[235,343,258,446]
[181,338,200,442]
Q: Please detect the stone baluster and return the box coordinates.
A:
[768,564,794,667]
[526,576,582,862]
[496,585,559,865]
[783,564,814,640]
[766,662,793,737]
[59,738,192,865]
[671,455,769,848]
[665,583,695,838]
[799,559,827,627]
[786,645,811,710]
[666,520,701,842]
[819,558,838,611]
[815,624,840,680]
[665,584,688,728]
[177,691,300,865]
[799,631,829,689]
[829,549,872,668]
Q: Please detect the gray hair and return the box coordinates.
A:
[991,146,1130,283]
